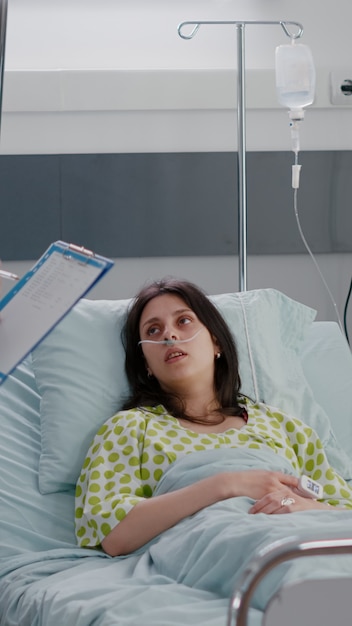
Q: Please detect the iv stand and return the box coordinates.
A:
[178,20,304,292]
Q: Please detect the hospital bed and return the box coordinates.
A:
[1,288,352,626]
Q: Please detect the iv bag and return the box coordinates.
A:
[275,43,316,110]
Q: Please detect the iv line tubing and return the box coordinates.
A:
[344,278,352,345]
[178,19,304,292]
[292,154,345,337]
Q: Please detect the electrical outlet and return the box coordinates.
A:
[330,71,352,105]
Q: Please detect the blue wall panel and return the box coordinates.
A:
[0,151,350,260]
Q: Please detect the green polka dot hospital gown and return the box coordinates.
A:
[75,399,352,547]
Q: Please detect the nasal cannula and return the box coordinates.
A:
[138,328,203,347]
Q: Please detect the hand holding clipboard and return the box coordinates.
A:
[0,241,114,384]
[0,269,20,282]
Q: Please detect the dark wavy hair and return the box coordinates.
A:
[122,278,244,424]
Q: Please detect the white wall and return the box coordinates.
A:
[2,0,352,153]
[1,0,352,332]
[6,0,352,71]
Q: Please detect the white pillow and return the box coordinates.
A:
[33,298,130,494]
[32,288,352,494]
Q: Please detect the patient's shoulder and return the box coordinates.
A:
[95,405,168,437]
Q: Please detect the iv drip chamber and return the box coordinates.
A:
[275,42,316,110]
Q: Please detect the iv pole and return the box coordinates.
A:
[178,20,304,292]
[0,0,7,139]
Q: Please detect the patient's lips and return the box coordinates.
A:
[165,349,186,363]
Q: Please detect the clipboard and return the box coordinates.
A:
[0,241,114,385]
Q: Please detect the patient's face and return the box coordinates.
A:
[139,294,218,393]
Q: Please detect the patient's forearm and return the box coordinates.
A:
[101,469,298,556]
[101,473,226,556]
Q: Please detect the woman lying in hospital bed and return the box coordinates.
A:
[75,278,352,559]
[3,278,352,626]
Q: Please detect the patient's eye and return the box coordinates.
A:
[146,326,161,337]
[178,316,192,326]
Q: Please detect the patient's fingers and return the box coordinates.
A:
[249,491,329,515]
[249,491,297,515]
[279,473,299,489]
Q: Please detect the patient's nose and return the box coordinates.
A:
[164,327,178,342]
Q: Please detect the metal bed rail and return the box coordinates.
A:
[227,535,352,626]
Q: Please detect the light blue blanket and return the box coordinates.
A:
[149,450,352,605]
[1,362,352,626]
[3,449,352,626]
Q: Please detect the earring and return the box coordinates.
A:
[216,352,221,360]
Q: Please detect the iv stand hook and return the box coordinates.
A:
[178,20,304,41]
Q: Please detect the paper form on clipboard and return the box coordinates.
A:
[0,241,114,384]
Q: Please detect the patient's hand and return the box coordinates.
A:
[248,490,333,514]
[227,469,299,502]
